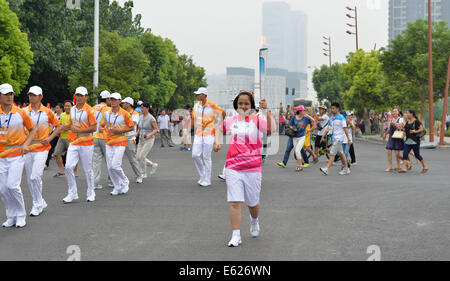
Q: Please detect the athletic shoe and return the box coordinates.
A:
[2,218,16,228]
[15,216,26,228]
[110,190,120,196]
[142,173,148,179]
[218,174,225,181]
[108,182,114,188]
[136,176,143,184]
[227,235,242,247]
[277,162,286,168]
[94,185,103,190]
[63,194,79,203]
[339,169,351,175]
[250,218,260,238]
[351,162,357,166]
[150,163,158,175]
[186,148,191,151]
[87,194,96,202]
[120,185,129,195]
[42,200,48,211]
[30,205,41,217]
[303,163,310,168]
[199,182,211,187]
[320,167,329,175]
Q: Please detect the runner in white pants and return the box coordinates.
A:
[62,87,98,203]
[93,90,111,189]
[99,93,135,196]
[121,97,144,183]
[0,83,37,228]
[191,87,225,187]
[25,86,61,216]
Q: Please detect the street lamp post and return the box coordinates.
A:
[322,36,331,67]
[428,0,435,142]
[346,6,359,51]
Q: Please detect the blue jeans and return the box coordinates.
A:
[342,143,351,164]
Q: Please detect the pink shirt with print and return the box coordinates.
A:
[223,114,268,172]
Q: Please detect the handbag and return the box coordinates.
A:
[414,120,426,138]
[285,127,297,137]
[392,130,405,139]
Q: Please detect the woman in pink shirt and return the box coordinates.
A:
[214,91,276,247]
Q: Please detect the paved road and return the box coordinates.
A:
[0,136,449,261]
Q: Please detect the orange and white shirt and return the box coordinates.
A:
[0,105,34,158]
[26,104,59,153]
[100,107,134,147]
[93,102,110,139]
[192,100,224,136]
[68,103,97,146]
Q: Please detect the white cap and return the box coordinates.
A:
[194,87,208,95]
[122,97,134,106]
[75,86,88,96]
[27,86,43,96]
[100,90,111,99]
[137,100,143,106]
[110,92,122,100]
[0,83,14,95]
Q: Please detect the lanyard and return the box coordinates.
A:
[74,108,83,123]
[109,113,119,126]
[29,111,42,126]
[0,113,12,129]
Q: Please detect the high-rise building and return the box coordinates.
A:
[226,67,255,92]
[389,0,450,42]
[262,2,308,109]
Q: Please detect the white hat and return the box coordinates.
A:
[122,97,134,106]
[137,100,143,106]
[100,90,111,99]
[194,87,208,95]
[0,83,14,95]
[110,92,122,100]
[75,86,88,96]
[27,86,43,96]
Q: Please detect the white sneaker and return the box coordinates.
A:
[142,173,148,179]
[87,194,96,202]
[136,176,143,184]
[30,205,41,217]
[227,235,242,247]
[250,218,260,238]
[15,216,26,228]
[351,162,357,166]
[2,218,16,228]
[199,181,211,187]
[110,190,120,196]
[339,169,351,175]
[119,185,129,195]
[108,182,114,188]
[150,163,158,175]
[94,185,103,190]
[320,167,329,176]
[218,174,225,181]
[63,194,79,204]
[42,200,48,210]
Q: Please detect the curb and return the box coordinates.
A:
[356,136,450,150]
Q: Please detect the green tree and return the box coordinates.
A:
[312,63,344,106]
[0,0,33,93]
[8,0,146,104]
[167,54,207,110]
[68,31,149,103]
[342,49,389,119]
[380,19,450,122]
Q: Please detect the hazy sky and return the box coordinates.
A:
[118,0,389,75]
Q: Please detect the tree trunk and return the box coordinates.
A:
[365,107,371,134]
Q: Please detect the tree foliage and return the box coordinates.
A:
[380,19,450,120]
[0,0,33,93]
[312,63,344,107]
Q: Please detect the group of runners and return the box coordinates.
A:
[0,84,159,229]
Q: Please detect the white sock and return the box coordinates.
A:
[232,230,241,237]
[251,217,259,224]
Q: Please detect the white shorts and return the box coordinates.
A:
[225,168,261,207]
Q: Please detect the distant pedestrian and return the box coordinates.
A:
[398,109,428,173]
[158,110,174,147]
